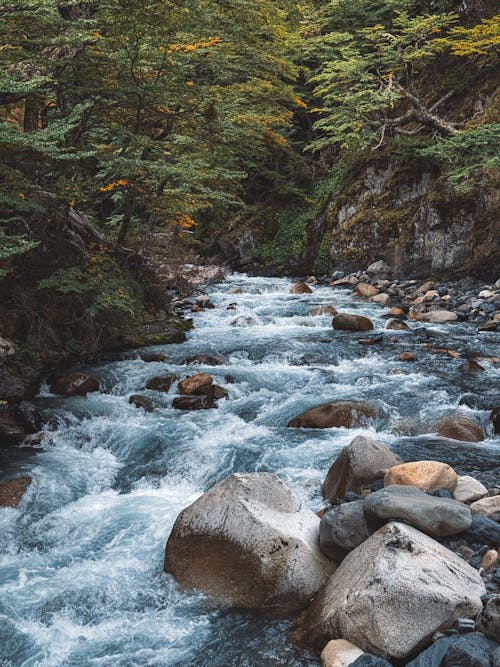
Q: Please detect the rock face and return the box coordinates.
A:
[50,372,99,397]
[177,373,213,395]
[145,374,176,392]
[164,473,334,612]
[290,282,313,294]
[363,485,472,537]
[289,402,378,430]
[333,314,374,332]
[321,639,364,667]
[0,476,32,507]
[323,436,401,502]
[320,500,371,562]
[436,414,484,442]
[470,495,500,521]
[453,476,488,503]
[0,416,25,447]
[384,461,458,493]
[293,522,485,659]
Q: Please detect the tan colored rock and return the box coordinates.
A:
[288,401,378,430]
[387,307,405,318]
[332,314,374,332]
[470,495,500,521]
[386,319,410,331]
[178,373,213,395]
[355,283,379,297]
[426,310,459,323]
[481,550,499,570]
[321,639,364,667]
[293,522,485,659]
[436,414,484,442]
[164,472,334,612]
[453,476,488,503]
[418,281,435,293]
[290,282,313,294]
[384,461,458,493]
[371,293,390,305]
[423,290,439,300]
[0,476,32,507]
[399,352,416,362]
[323,435,402,502]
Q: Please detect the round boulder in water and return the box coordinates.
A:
[50,372,99,397]
[288,401,378,429]
[164,472,334,612]
[177,373,213,395]
[172,395,215,410]
[145,374,176,392]
[436,414,484,442]
[290,282,313,294]
[129,395,155,412]
[333,314,374,332]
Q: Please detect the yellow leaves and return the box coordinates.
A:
[293,96,307,109]
[264,129,288,146]
[172,213,197,229]
[18,192,25,199]
[433,16,500,65]
[185,80,195,86]
[99,179,129,192]
[69,199,75,207]
[161,36,223,55]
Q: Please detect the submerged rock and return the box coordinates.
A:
[289,401,378,430]
[333,314,374,332]
[184,353,226,366]
[436,414,484,442]
[323,436,401,502]
[164,472,334,612]
[0,476,32,507]
[384,461,458,493]
[363,485,472,537]
[50,372,99,397]
[293,522,485,659]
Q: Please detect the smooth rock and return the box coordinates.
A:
[333,314,374,332]
[356,283,379,298]
[371,294,390,305]
[193,384,228,400]
[427,310,459,323]
[363,485,472,537]
[470,496,500,521]
[453,477,488,503]
[129,395,154,412]
[386,319,410,331]
[50,372,99,397]
[292,522,485,659]
[0,476,32,507]
[290,283,313,294]
[462,516,500,546]
[477,595,500,641]
[145,374,176,392]
[323,436,401,502]
[384,461,458,493]
[320,501,371,561]
[436,414,484,442]
[289,401,378,430]
[178,373,213,395]
[165,472,334,612]
[321,639,364,667]
[172,395,215,410]
[0,416,25,447]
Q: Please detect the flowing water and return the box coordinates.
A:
[1,275,499,667]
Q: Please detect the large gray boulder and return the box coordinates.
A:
[363,485,472,537]
[320,500,371,562]
[293,522,485,659]
[323,436,401,502]
[164,472,334,612]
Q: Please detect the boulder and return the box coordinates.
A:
[321,640,364,667]
[363,485,472,538]
[386,307,406,318]
[290,283,313,294]
[384,461,458,493]
[320,500,371,561]
[462,515,500,547]
[145,374,176,392]
[172,395,216,410]
[0,476,32,507]
[470,495,500,521]
[405,636,456,667]
[178,373,213,395]
[323,436,401,502]
[367,261,391,279]
[289,402,378,430]
[442,633,497,667]
[399,352,416,361]
[333,314,374,332]
[0,416,25,447]
[371,294,390,305]
[185,353,226,366]
[481,550,499,569]
[50,372,99,397]
[350,656,392,667]
[436,414,484,442]
[453,476,488,503]
[193,384,228,400]
[477,595,500,641]
[292,522,485,659]
[129,395,155,412]
[459,360,485,373]
[426,310,459,323]
[386,319,410,331]
[164,472,334,612]
[356,283,379,298]
[311,305,338,317]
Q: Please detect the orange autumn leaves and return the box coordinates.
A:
[161,36,223,55]
[99,179,129,193]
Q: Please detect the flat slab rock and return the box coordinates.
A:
[164,472,334,612]
[363,485,472,537]
[293,522,485,660]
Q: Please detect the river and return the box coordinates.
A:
[1,274,499,666]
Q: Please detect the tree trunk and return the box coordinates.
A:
[116,199,133,246]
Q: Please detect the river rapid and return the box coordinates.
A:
[1,274,499,666]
